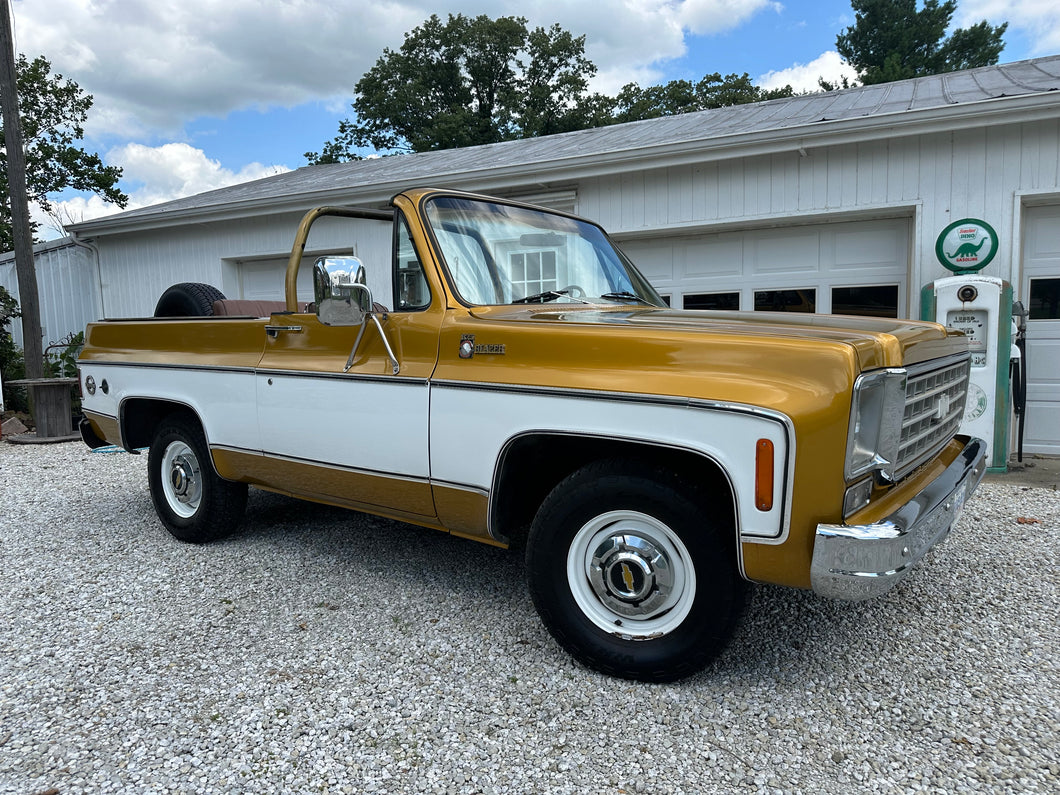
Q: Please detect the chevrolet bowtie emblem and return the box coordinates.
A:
[621,562,635,592]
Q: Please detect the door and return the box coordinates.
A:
[253,215,446,519]
[1021,205,1060,454]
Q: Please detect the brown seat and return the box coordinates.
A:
[211,300,309,317]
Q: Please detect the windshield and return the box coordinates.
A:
[423,196,665,307]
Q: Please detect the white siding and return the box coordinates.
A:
[0,239,101,350]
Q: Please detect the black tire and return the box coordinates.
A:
[147,413,247,542]
[153,283,226,317]
[525,459,747,682]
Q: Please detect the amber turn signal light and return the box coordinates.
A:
[755,439,774,511]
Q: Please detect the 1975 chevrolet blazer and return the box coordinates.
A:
[78,188,987,681]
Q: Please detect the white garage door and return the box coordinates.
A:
[1020,205,1060,455]
[240,258,314,303]
[619,217,911,318]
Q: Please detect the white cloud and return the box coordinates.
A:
[958,1,1060,56]
[11,1,781,137]
[11,0,1058,138]
[759,51,858,93]
[109,143,288,205]
[12,0,782,241]
[36,143,289,238]
[17,0,1056,244]
[673,0,782,35]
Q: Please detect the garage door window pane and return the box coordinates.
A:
[684,292,739,310]
[510,250,558,298]
[1029,278,1060,320]
[755,289,815,313]
[832,285,899,318]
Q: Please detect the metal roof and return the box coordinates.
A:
[70,55,1060,235]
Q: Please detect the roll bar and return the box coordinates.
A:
[284,205,394,311]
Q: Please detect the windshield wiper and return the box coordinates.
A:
[600,291,650,304]
[513,289,569,304]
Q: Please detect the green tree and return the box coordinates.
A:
[833,0,1007,87]
[0,284,25,411]
[613,73,794,124]
[308,14,611,160]
[0,54,128,250]
[309,14,799,162]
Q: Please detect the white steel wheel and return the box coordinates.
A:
[147,413,247,543]
[526,459,747,682]
[566,510,696,639]
[159,440,203,519]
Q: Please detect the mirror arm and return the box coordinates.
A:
[343,321,369,373]
[342,312,401,375]
[371,314,401,375]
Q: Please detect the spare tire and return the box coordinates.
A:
[154,283,226,317]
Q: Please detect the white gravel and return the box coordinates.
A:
[0,440,1057,795]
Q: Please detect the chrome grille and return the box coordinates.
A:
[896,355,970,477]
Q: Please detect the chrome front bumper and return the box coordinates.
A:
[811,436,987,601]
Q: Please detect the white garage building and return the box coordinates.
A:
[12,55,1060,454]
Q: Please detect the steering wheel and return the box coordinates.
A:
[559,284,586,298]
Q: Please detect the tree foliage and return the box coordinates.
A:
[613,73,794,124]
[0,284,25,411]
[0,54,128,249]
[307,14,611,161]
[308,14,792,162]
[834,0,1007,87]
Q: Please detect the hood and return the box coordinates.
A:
[467,304,965,370]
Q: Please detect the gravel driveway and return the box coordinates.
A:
[1,441,1057,794]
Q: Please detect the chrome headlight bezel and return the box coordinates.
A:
[845,368,907,483]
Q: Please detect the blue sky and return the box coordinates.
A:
[10,0,1057,237]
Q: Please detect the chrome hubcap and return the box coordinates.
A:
[589,534,673,618]
[567,511,695,639]
[161,442,202,518]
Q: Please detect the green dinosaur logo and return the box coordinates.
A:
[936,219,998,274]
[947,238,987,259]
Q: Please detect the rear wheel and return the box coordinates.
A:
[148,413,247,542]
[526,459,746,682]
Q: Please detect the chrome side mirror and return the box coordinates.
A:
[314,256,371,327]
[314,255,400,375]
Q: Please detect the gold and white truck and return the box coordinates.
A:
[77,188,986,681]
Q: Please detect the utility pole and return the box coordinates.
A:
[0,0,43,378]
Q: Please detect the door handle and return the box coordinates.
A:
[265,325,303,338]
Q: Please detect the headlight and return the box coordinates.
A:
[845,368,906,482]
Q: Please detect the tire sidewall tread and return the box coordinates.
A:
[526,458,747,682]
[147,413,246,543]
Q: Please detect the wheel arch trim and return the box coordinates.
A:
[488,430,751,576]
[118,395,209,453]
[427,380,797,546]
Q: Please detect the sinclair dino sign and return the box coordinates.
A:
[935,218,999,274]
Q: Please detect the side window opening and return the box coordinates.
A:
[394,214,431,311]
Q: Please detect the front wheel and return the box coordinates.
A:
[526,460,747,682]
[148,414,247,542]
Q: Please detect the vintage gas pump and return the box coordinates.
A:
[921,218,1015,471]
